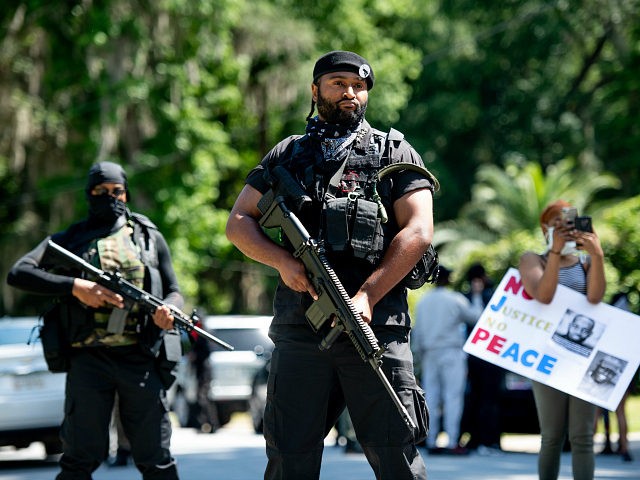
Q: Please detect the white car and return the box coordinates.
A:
[0,317,65,455]
[170,315,273,431]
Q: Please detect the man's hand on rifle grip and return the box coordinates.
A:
[72,278,124,309]
[153,304,175,330]
[278,255,318,300]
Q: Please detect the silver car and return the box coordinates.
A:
[0,317,65,455]
[170,315,273,431]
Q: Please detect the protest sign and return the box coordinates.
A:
[463,268,640,411]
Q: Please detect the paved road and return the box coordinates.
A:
[1,415,638,479]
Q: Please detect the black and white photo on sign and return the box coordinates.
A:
[578,351,629,401]
[551,309,604,357]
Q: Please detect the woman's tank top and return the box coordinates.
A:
[558,260,587,294]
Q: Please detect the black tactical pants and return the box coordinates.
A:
[263,324,428,480]
[56,346,178,480]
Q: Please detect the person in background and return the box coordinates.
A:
[595,292,635,463]
[519,199,606,480]
[226,50,432,479]
[189,319,219,433]
[458,263,506,455]
[412,265,481,455]
[108,396,132,467]
[6,161,181,480]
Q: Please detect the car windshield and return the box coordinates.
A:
[208,328,273,353]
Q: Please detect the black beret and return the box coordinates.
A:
[85,161,129,197]
[312,50,374,90]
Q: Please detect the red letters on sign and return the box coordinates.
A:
[504,275,533,300]
[468,327,557,375]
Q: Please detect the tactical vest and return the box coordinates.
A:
[269,126,425,266]
[53,214,163,347]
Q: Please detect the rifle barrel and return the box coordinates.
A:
[46,240,234,351]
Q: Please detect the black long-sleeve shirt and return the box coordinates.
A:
[7,218,183,309]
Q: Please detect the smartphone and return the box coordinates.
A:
[561,207,577,227]
[575,215,593,232]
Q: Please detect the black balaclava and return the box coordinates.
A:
[85,161,129,225]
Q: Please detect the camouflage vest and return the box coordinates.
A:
[73,218,155,347]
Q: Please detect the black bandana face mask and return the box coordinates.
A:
[87,194,127,224]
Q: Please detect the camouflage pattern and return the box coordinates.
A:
[74,224,146,347]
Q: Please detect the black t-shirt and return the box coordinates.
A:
[246,128,434,327]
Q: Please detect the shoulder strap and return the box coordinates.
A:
[388,127,404,142]
[131,216,162,296]
[385,128,411,163]
[377,128,440,191]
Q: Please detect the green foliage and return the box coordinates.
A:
[436,157,620,263]
[397,0,640,220]
[436,158,638,306]
[2,0,640,317]
[599,196,640,312]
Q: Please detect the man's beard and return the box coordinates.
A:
[316,89,367,126]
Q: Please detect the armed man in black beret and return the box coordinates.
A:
[227,50,434,479]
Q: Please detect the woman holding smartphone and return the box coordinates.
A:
[519,199,606,480]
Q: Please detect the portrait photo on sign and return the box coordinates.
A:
[551,309,603,357]
[578,351,628,401]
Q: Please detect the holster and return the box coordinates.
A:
[155,329,183,390]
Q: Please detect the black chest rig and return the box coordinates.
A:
[272,126,393,266]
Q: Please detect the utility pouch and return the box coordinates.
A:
[324,197,349,252]
[39,302,71,373]
[156,329,183,390]
[350,197,379,259]
[403,244,440,290]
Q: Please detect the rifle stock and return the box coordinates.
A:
[45,240,234,351]
[257,169,416,432]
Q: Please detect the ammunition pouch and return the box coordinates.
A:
[324,195,383,262]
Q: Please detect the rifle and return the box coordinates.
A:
[257,166,416,432]
[45,240,234,351]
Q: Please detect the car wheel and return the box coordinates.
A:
[215,403,233,427]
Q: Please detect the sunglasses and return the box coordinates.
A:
[92,186,126,197]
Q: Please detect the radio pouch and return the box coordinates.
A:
[350,198,379,259]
